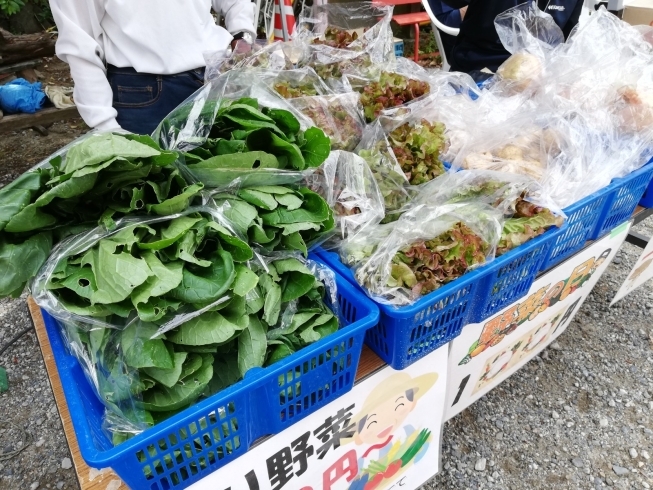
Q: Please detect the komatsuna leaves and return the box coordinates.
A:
[261,188,331,226]
[143,351,188,388]
[146,183,203,216]
[138,216,202,250]
[0,171,43,231]
[170,249,235,303]
[232,264,259,297]
[246,129,306,170]
[121,324,173,369]
[140,354,213,412]
[205,353,241,396]
[266,344,294,366]
[166,310,247,346]
[131,252,184,309]
[82,240,153,305]
[237,315,267,377]
[0,232,52,298]
[262,108,301,136]
[301,127,331,168]
[237,189,279,211]
[62,133,161,174]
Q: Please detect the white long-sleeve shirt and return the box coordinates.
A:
[51,0,255,130]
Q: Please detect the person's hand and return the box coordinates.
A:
[230,39,252,55]
[460,6,468,19]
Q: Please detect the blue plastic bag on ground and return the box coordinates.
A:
[0,78,46,114]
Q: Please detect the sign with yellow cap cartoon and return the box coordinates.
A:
[187,344,449,490]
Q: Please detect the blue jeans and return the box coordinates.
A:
[106,65,205,135]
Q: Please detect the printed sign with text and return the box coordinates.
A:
[445,223,630,420]
[189,345,449,490]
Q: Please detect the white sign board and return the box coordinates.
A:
[445,222,630,420]
[189,345,449,490]
[611,233,653,305]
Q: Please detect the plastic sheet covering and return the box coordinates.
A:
[348,203,502,306]
[31,208,339,444]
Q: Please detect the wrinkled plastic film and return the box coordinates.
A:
[350,203,503,306]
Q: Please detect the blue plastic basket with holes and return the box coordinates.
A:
[541,160,653,271]
[593,159,653,238]
[470,224,560,323]
[316,248,491,369]
[42,256,379,490]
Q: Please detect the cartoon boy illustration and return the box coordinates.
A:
[346,372,438,490]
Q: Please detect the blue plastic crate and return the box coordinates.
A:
[593,162,653,238]
[43,257,379,490]
[316,248,490,369]
[640,181,653,208]
[471,225,560,323]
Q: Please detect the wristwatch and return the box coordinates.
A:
[232,31,254,44]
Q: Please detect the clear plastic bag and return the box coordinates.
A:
[452,111,550,181]
[0,130,199,299]
[412,169,565,254]
[296,1,395,64]
[489,2,564,97]
[343,60,433,123]
[154,70,315,152]
[203,42,297,82]
[307,150,384,248]
[288,92,365,151]
[254,67,334,99]
[350,203,503,306]
[31,209,340,444]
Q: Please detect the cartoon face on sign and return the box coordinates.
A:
[345,373,438,490]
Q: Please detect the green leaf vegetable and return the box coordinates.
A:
[0,133,201,298]
[214,185,335,255]
[48,222,338,443]
[184,98,331,177]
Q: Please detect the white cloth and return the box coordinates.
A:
[45,85,75,109]
[51,0,256,130]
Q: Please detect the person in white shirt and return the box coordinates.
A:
[50,0,256,134]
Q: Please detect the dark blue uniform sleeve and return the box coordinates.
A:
[435,7,462,28]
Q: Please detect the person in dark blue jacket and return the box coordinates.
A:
[440,0,584,79]
[427,0,467,62]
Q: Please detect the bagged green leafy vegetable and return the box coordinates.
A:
[154,70,324,155]
[212,185,335,255]
[32,211,340,445]
[350,203,502,305]
[0,131,199,299]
